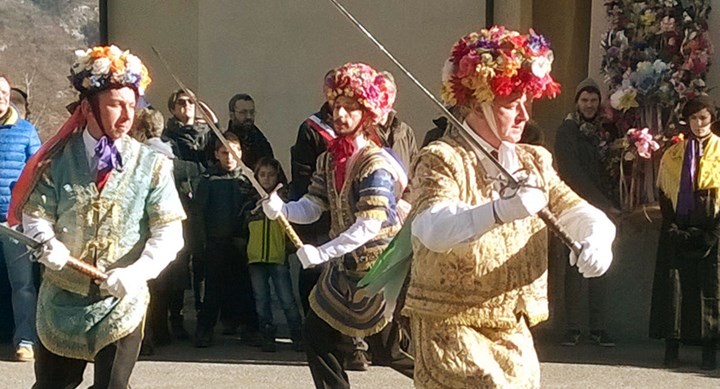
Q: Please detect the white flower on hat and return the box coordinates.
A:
[125,54,142,75]
[91,57,111,76]
[109,45,123,57]
[532,52,553,78]
[441,59,454,83]
[74,49,92,71]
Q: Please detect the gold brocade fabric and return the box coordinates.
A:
[404,128,582,387]
[411,314,540,389]
[404,129,583,329]
[657,134,720,210]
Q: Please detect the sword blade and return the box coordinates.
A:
[0,223,108,281]
[0,223,41,249]
[150,46,305,249]
[327,0,582,255]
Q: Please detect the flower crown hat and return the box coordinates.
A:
[324,62,396,125]
[70,45,151,98]
[440,26,561,108]
[7,45,152,226]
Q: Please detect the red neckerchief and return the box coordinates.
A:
[328,135,357,192]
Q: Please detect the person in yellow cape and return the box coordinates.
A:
[651,95,720,370]
[403,26,616,388]
[11,45,186,389]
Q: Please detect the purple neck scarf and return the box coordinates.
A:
[676,137,700,216]
[94,136,123,173]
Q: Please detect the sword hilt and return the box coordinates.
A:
[66,257,109,281]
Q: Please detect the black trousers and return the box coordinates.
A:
[197,238,257,331]
[304,309,350,389]
[33,322,144,389]
[298,267,322,316]
[304,308,415,388]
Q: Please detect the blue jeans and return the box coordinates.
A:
[1,226,37,346]
[248,263,302,336]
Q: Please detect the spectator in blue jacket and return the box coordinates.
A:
[0,74,41,361]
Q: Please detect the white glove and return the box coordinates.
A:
[493,175,548,224]
[100,267,148,298]
[297,244,331,269]
[38,238,70,271]
[569,240,613,278]
[261,191,286,220]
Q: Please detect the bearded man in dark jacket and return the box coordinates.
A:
[227,93,274,169]
[554,78,621,348]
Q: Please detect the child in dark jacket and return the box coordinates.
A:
[247,157,303,352]
[192,132,258,348]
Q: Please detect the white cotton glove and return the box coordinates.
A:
[99,267,148,298]
[569,240,613,278]
[297,244,331,269]
[261,191,286,220]
[38,238,71,271]
[492,175,548,224]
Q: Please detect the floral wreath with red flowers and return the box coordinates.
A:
[440,26,561,107]
[324,62,396,124]
[70,45,151,97]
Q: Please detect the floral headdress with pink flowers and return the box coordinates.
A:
[324,62,396,124]
[70,45,151,97]
[440,26,561,107]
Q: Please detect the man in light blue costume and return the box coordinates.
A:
[10,45,186,389]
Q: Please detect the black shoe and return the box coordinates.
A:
[261,340,277,352]
[702,342,717,370]
[240,331,264,347]
[194,327,213,348]
[560,330,581,346]
[664,339,680,368]
[171,322,190,340]
[139,339,155,356]
[154,331,172,346]
[589,330,615,347]
[291,340,305,352]
[345,350,370,372]
[290,329,304,352]
[260,324,277,352]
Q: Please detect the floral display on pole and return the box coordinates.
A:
[600,0,712,210]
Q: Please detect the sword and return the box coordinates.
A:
[327,0,582,255]
[0,223,108,281]
[151,46,304,249]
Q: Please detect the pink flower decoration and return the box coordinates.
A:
[627,128,660,159]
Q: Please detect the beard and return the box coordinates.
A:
[232,120,255,132]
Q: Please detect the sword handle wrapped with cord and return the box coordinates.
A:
[0,223,108,281]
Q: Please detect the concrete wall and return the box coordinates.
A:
[109,0,485,169]
[108,0,200,114]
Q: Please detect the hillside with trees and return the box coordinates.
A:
[0,0,98,138]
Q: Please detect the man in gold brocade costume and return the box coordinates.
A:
[403,27,616,388]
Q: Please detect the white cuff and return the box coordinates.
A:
[285,196,326,224]
[411,200,496,253]
[22,212,56,242]
[319,217,383,259]
[128,220,184,281]
[557,203,616,245]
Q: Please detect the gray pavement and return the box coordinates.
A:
[2,337,719,388]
